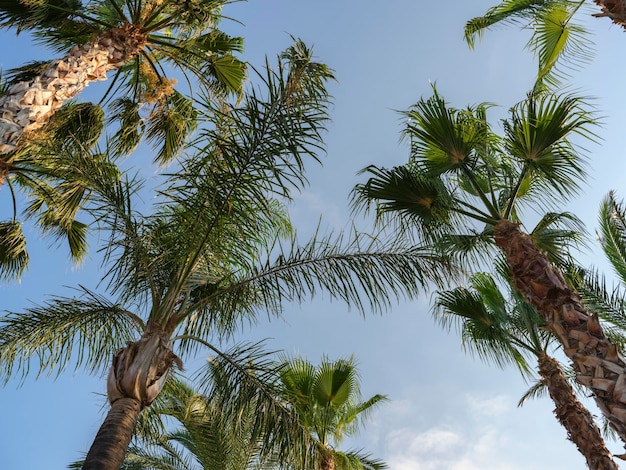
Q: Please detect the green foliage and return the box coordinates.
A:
[353,88,596,261]
[464,0,590,90]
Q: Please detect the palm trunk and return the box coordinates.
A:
[593,1,626,27]
[83,321,180,470]
[494,219,626,447]
[319,450,335,470]
[0,23,145,154]
[537,352,618,469]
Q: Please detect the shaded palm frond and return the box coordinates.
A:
[0,286,144,383]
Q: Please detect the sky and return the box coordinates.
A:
[3,1,626,469]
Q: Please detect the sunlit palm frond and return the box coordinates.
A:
[0,286,144,383]
[465,0,552,48]
[530,2,590,89]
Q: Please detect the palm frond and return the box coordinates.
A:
[598,191,626,285]
[465,0,552,48]
[177,229,449,344]
[334,449,388,470]
[0,286,144,383]
[192,341,315,468]
[0,220,29,281]
[503,92,597,201]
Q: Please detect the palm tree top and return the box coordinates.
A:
[353,87,597,247]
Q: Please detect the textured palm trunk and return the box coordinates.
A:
[82,321,180,470]
[319,450,335,470]
[537,352,618,469]
[494,219,626,448]
[593,1,626,27]
[0,23,146,154]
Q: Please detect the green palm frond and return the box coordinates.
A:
[0,286,144,383]
[530,2,590,89]
[176,230,447,344]
[517,377,548,406]
[503,92,596,201]
[530,211,586,267]
[193,341,315,468]
[0,0,81,33]
[572,266,626,332]
[464,1,590,88]
[0,220,29,281]
[465,0,552,48]
[145,91,198,165]
[402,89,491,175]
[598,191,626,285]
[334,449,388,470]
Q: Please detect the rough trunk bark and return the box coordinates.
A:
[0,23,146,154]
[494,219,626,449]
[537,352,618,469]
[82,321,180,470]
[592,1,626,28]
[319,450,335,470]
[82,397,142,470]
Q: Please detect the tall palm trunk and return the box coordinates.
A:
[494,219,626,446]
[0,23,146,154]
[593,1,626,27]
[537,352,618,469]
[83,321,180,470]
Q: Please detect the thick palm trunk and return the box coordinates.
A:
[537,352,618,469]
[593,1,626,27]
[0,23,145,154]
[494,219,626,446]
[83,321,180,470]
[320,451,335,470]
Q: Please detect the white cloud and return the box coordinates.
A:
[385,426,524,470]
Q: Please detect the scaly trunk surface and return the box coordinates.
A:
[0,23,146,154]
[494,219,626,449]
[537,352,618,469]
[82,321,180,470]
[319,450,335,470]
[593,1,626,28]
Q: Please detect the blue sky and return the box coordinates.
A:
[3,1,626,468]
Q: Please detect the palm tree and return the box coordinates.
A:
[0,0,246,160]
[277,355,387,470]
[0,43,446,470]
[119,374,284,470]
[435,271,618,469]
[353,87,626,446]
[0,0,247,280]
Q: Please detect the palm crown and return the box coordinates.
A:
[351,87,626,446]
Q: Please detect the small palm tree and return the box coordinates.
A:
[353,87,626,445]
[121,375,282,470]
[0,43,445,470]
[277,356,387,470]
[435,271,618,469]
[0,0,246,159]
